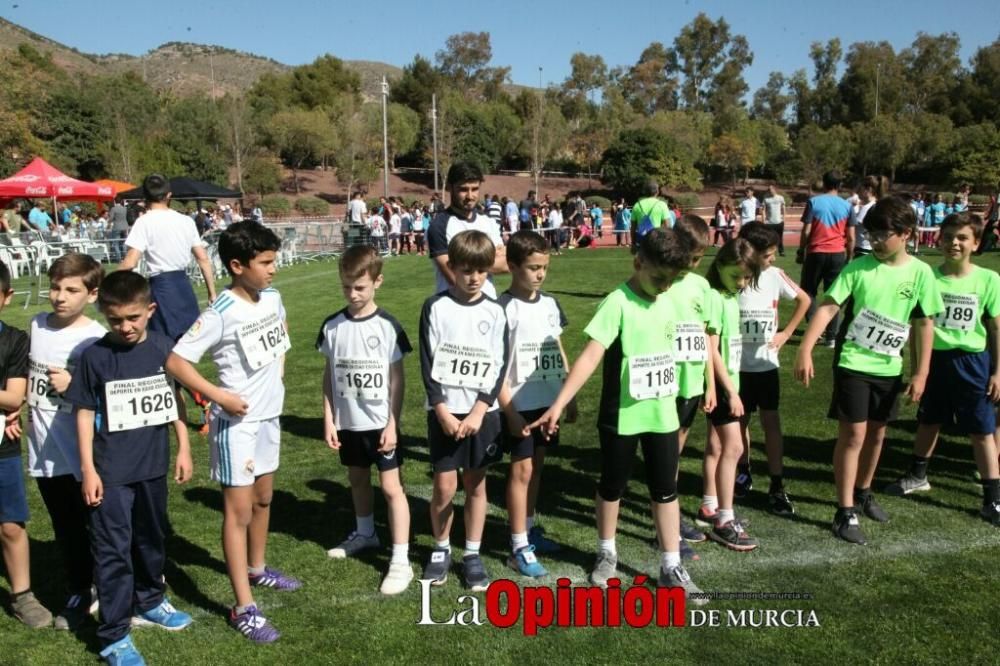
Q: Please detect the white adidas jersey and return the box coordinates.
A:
[497,291,568,411]
[738,267,799,372]
[27,314,106,478]
[316,307,411,432]
[173,288,288,421]
[419,291,509,414]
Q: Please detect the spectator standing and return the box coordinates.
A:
[762,186,786,256]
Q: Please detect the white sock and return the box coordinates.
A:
[511,532,529,553]
[465,540,481,556]
[701,496,719,512]
[390,543,409,565]
[248,564,265,576]
[435,539,451,552]
[526,515,536,531]
[598,537,616,555]
[718,508,735,525]
[661,551,681,571]
[356,514,375,538]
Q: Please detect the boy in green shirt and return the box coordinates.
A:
[795,196,943,545]
[885,213,1000,526]
[528,228,706,603]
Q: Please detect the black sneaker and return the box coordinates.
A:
[53,590,93,631]
[855,492,890,523]
[421,548,451,586]
[708,521,758,552]
[734,468,753,499]
[980,501,1000,527]
[832,510,867,545]
[768,489,795,516]
[461,554,490,592]
[680,519,707,543]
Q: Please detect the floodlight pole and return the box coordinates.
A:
[381,76,390,198]
[432,93,440,194]
[534,66,542,197]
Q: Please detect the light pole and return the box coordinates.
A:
[381,75,390,198]
[534,66,543,197]
[431,93,439,195]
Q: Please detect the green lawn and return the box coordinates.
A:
[3,247,999,664]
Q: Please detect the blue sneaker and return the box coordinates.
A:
[508,545,547,578]
[527,525,561,554]
[99,635,146,666]
[131,597,193,631]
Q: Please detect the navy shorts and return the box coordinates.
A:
[739,369,780,413]
[502,408,559,459]
[676,395,702,430]
[918,349,996,435]
[337,429,403,472]
[707,390,741,426]
[428,410,503,472]
[828,368,904,424]
[0,456,29,523]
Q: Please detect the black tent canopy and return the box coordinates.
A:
[118,177,242,201]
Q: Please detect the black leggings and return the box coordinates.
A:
[598,430,679,504]
[36,474,94,594]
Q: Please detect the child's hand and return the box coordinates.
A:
[906,373,928,403]
[457,410,484,439]
[324,416,340,450]
[728,393,745,418]
[437,411,461,439]
[768,331,790,352]
[217,391,249,417]
[175,449,193,484]
[702,388,717,414]
[793,352,813,387]
[526,407,562,439]
[989,373,1000,403]
[378,422,398,452]
[47,366,71,394]
[565,398,578,424]
[82,469,103,507]
[4,409,21,440]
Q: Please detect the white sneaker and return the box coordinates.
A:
[379,561,414,595]
[327,532,380,559]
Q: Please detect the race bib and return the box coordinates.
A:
[236,312,291,370]
[727,337,743,375]
[740,308,776,344]
[935,293,979,332]
[105,374,178,432]
[431,342,495,391]
[674,322,708,362]
[847,308,909,357]
[628,352,677,400]
[27,360,71,412]
[333,357,388,400]
[514,340,566,384]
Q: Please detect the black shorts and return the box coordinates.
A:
[676,395,702,430]
[827,368,904,424]
[598,428,679,503]
[502,407,559,459]
[337,429,403,472]
[428,410,503,472]
[918,349,996,435]
[707,390,740,426]
[739,369,780,413]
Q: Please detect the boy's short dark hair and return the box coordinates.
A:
[141,174,170,203]
[822,170,843,191]
[0,260,10,293]
[446,162,483,187]
[98,270,151,310]
[738,222,780,252]
[506,230,549,266]
[447,230,495,271]
[940,212,984,241]
[637,227,690,270]
[339,244,383,280]
[49,253,104,291]
[218,221,282,275]
[863,195,917,235]
[674,214,710,252]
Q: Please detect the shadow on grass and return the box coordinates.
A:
[164,533,229,617]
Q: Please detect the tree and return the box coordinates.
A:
[670,13,753,114]
[852,116,915,181]
[601,127,701,199]
[391,55,445,116]
[329,97,379,199]
[752,72,792,123]
[267,108,336,192]
[435,32,509,99]
[948,123,1000,188]
[793,124,854,186]
[968,39,1000,125]
[644,110,713,166]
[901,32,962,116]
[385,103,421,168]
[798,39,842,127]
[221,93,258,192]
[164,97,228,184]
[243,154,283,196]
[621,43,679,115]
[707,131,760,186]
[838,42,906,124]
[290,55,362,109]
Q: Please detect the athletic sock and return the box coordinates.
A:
[769,475,784,493]
[981,478,1000,504]
[356,514,375,538]
[464,540,481,556]
[910,455,930,479]
[526,515,536,531]
[598,537,616,555]
[234,604,250,615]
[661,551,681,571]
[248,565,265,576]
[511,532,529,553]
[717,508,735,525]
[390,543,409,565]
[435,539,451,553]
[701,495,719,512]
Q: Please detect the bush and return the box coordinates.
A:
[585,196,612,210]
[259,195,292,218]
[673,193,701,210]
[243,156,283,196]
[936,191,956,202]
[968,194,990,206]
[294,196,329,215]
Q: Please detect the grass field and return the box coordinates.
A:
[3,246,1000,665]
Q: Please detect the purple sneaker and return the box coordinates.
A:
[249,566,302,591]
[228,604,279,644]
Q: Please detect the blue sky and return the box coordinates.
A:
[4,0,999,94]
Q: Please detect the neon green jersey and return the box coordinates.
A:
[707,289,743,391]
[665,272,716,399]
[584,283,680,435]
[932,265,1000,353]
[826,254,943,377]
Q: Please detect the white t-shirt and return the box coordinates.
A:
[852,201,875,252]
[738,267,799,372]
[316,308,411,432]
[548,209,563,230]
[739,197,758,224]
[426,211,505,298]
[763,195,784,224]
[348,199,368,224]
[389,214,401,236]
[369,217,385,237]
[124,208,204,276]
[27,314,106,478]
[172,288,288,422]
[498,291,567,411]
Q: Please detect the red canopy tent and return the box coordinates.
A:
[0,157,114,201]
